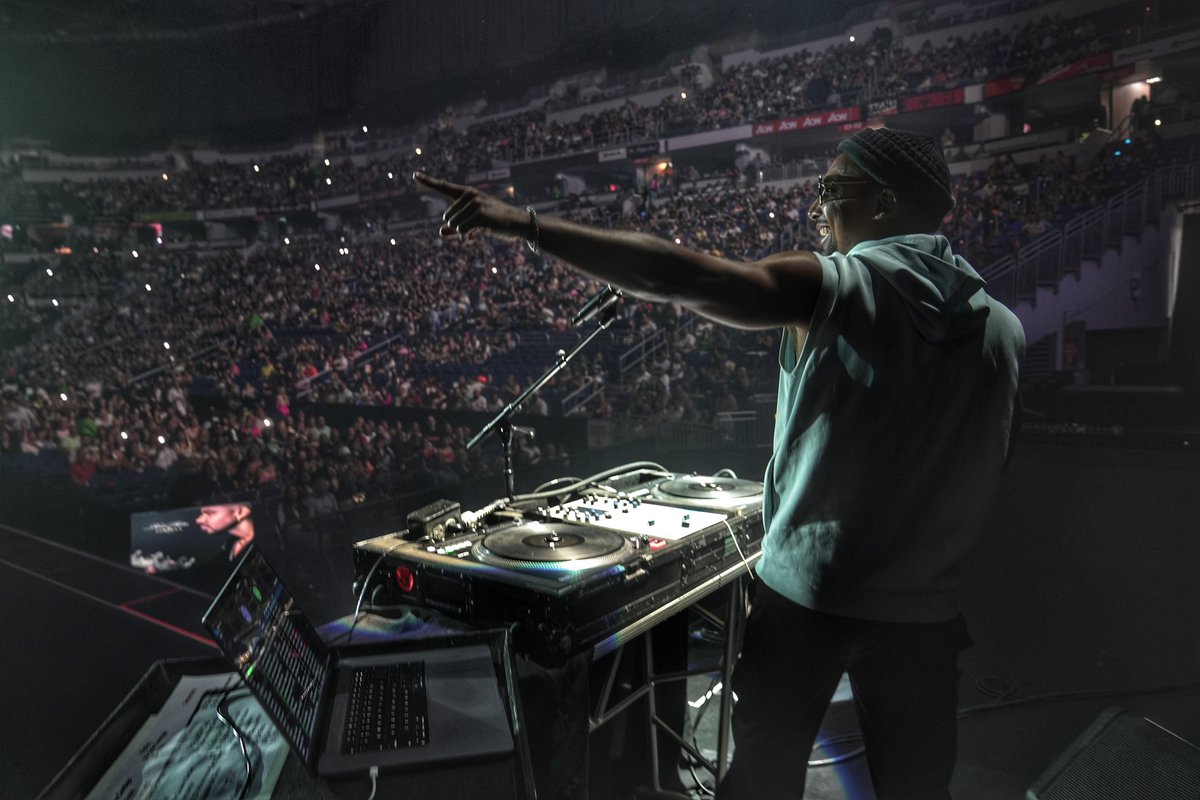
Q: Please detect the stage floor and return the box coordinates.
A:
[3,440,1199,800]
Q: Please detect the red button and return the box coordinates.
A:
[394,565,415,592]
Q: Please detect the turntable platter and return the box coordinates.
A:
[473,521,632,570]
[656,476,762,500]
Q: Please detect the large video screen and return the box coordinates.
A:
[130,502,256,574]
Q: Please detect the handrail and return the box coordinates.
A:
[979,156,1200,309]
[561,376,603,416]
[126,335,236,385]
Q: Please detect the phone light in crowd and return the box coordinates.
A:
[157,435,166,445]
[120,431,129,440]
[325,177,332,185]
[768,211,776,219]
[6,294,13,302]
[161,173,169,182]
[283,236,290,244]
[92,246,99,253]
[675,238,682,244]
[156,237,163,245]
[1146,76,1162,84]
[132,250,139,258]
[1155,118,1162,126]
[163,341,171,350]
[414,147,422,156]
[1114,150,1123,157]
[46,268,53,276]
[1125,138,1132,145]
[390,238,396,246]
[145,283,152,292]
[253,164,261,173]
[323,158,330,166]
[51,298,59,307]
[263,418,272,428]
[314,263,321,271]
[491,266,498,274]
[362,125,369,133]
[60,393,68,402]
[849,35,856,42]
[680,91,688,99]
[387,172,394,180]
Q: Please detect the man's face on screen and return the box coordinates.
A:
[196,505,243,534]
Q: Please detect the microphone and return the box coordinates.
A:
[573,285,623,326]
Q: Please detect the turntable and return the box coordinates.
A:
[472,521,634,570]
[648,475,764,512]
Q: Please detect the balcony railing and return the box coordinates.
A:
[980,158,1200,309]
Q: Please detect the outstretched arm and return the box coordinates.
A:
[413,173,824,331]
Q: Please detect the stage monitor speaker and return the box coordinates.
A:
[1026,707,1200,800]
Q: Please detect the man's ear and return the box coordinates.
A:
[875,188,897,219]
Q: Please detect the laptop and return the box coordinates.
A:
[202,545,514,776]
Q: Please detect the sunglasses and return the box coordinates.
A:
[816,176,883,205]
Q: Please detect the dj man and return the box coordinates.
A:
[415,126,1023,800]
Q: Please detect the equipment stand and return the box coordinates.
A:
[588,574,749,793]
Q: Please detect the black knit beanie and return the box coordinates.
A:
[836,127,953,215]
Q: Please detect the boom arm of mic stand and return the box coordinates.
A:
[466,304,619,499]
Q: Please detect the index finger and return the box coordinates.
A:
[412,172,468,199]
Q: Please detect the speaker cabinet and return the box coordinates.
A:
[1027,708,1200,799]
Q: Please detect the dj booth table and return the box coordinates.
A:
[37,564,754,800]
[42,469,763,799]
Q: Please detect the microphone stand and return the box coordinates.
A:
[467,299,621,501]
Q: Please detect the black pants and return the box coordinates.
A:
[717,582,971,800]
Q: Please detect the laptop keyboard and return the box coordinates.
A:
[342,661,430,754]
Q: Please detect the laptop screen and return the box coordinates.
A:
[204,547,329,766]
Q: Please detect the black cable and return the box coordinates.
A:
[339,538,411,646]
[215,689,256,800]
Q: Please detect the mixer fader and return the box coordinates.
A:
[542,497,730,541]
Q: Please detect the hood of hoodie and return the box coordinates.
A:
[847,233,990,343]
